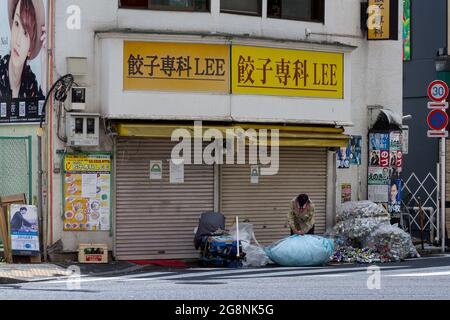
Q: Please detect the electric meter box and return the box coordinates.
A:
[66,113,100,147]
[68,87,86,111]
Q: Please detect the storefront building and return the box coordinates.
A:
[48,0,403,260]
[0,0,49,206]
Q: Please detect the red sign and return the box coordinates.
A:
[428,80,449,102]
[427,109,449,131]
[396,151,403,168]
[380,150,390,167]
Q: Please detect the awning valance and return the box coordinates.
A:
[115,123,350,148]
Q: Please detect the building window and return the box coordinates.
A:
[267,0,324,23]
[220,0,262,16]
[119,0,210,12]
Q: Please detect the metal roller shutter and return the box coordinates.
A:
[115,138,214,260]
[220,147,328,245]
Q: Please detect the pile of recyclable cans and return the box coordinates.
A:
[329,201,420,263]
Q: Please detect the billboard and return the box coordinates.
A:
[0,0,47,124]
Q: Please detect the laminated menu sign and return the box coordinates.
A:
[63,154,112,231]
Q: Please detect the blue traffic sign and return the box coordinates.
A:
[427,109,449,131]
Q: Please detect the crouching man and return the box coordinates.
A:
[288,194,315,236]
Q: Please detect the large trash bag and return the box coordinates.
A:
[265,235,335,267]
[229,223,272,267]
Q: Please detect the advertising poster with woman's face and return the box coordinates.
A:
[0,0,47,124]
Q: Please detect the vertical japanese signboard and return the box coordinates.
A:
[0,0,47,124]
[231,45,344,99]
[123,41,230,93]
[63,154,112,232]
[367,0,399,41]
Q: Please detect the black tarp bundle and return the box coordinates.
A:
[194,212,225,250]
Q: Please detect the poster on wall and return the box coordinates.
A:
[388,179,402,214]
[341,184,352,203]
[368,167,391,185]
[349,136,362,165]
[150,161,163,180]
[170,159,184,184]
[370,133,390,151]
[337,136,362,168]
[250,166,260,184]
[63,154,112,232]
[368,185,389,203]
[0,0,47,124]
[337,144,350,169]
[9,204,39,256]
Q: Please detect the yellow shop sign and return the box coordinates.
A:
[232,45,344,99]
[124,41,230,93]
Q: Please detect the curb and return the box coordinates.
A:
[0,277,27,285]
[0,263,147,284]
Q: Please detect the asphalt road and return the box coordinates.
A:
[2,255,450,300]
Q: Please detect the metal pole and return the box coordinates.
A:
[37,130,47,262]
[437,162,441,243]
[442,137,446,253]
[236,216,240,258]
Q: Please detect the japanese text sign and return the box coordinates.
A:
[63,154,112,232]
[367,0,398,41]
[231,45,344,99]
[124,41,230,93]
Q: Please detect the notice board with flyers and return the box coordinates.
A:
[368,131,403,214]
[62,153,112,232]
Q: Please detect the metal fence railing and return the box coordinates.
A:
[0,137,32,201]
[0,136,32,250]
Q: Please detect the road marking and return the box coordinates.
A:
[385,270,450,278]
[218,266,408,280]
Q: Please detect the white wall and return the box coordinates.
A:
[52,0,403,250]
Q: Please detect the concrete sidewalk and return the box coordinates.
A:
[0,261,145,284]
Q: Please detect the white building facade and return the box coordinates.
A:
[47,0,403,260]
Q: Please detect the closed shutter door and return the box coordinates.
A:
[220,147,328,245]
[115,138,214,260]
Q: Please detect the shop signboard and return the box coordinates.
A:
[0,0,47,124]
[9,204,39,256]
[63,154,112,232]
[124,41,230,93]
[231,45,344,99]
[367,0,398,41]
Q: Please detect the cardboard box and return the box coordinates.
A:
[78,243,108,264]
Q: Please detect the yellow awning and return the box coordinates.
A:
[116,123,350,148]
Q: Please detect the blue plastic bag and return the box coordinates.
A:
[265,235,334,267]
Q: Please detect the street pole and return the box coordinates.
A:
[442,137,446,253]
[37,128,47,262]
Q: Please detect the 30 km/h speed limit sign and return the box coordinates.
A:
[428,80,449,102]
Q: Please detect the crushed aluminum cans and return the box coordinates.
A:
[328,201,420,264]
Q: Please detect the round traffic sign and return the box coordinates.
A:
[427,109,449,130]
[428,80,449,102]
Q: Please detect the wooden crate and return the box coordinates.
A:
[78,243,108,264]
